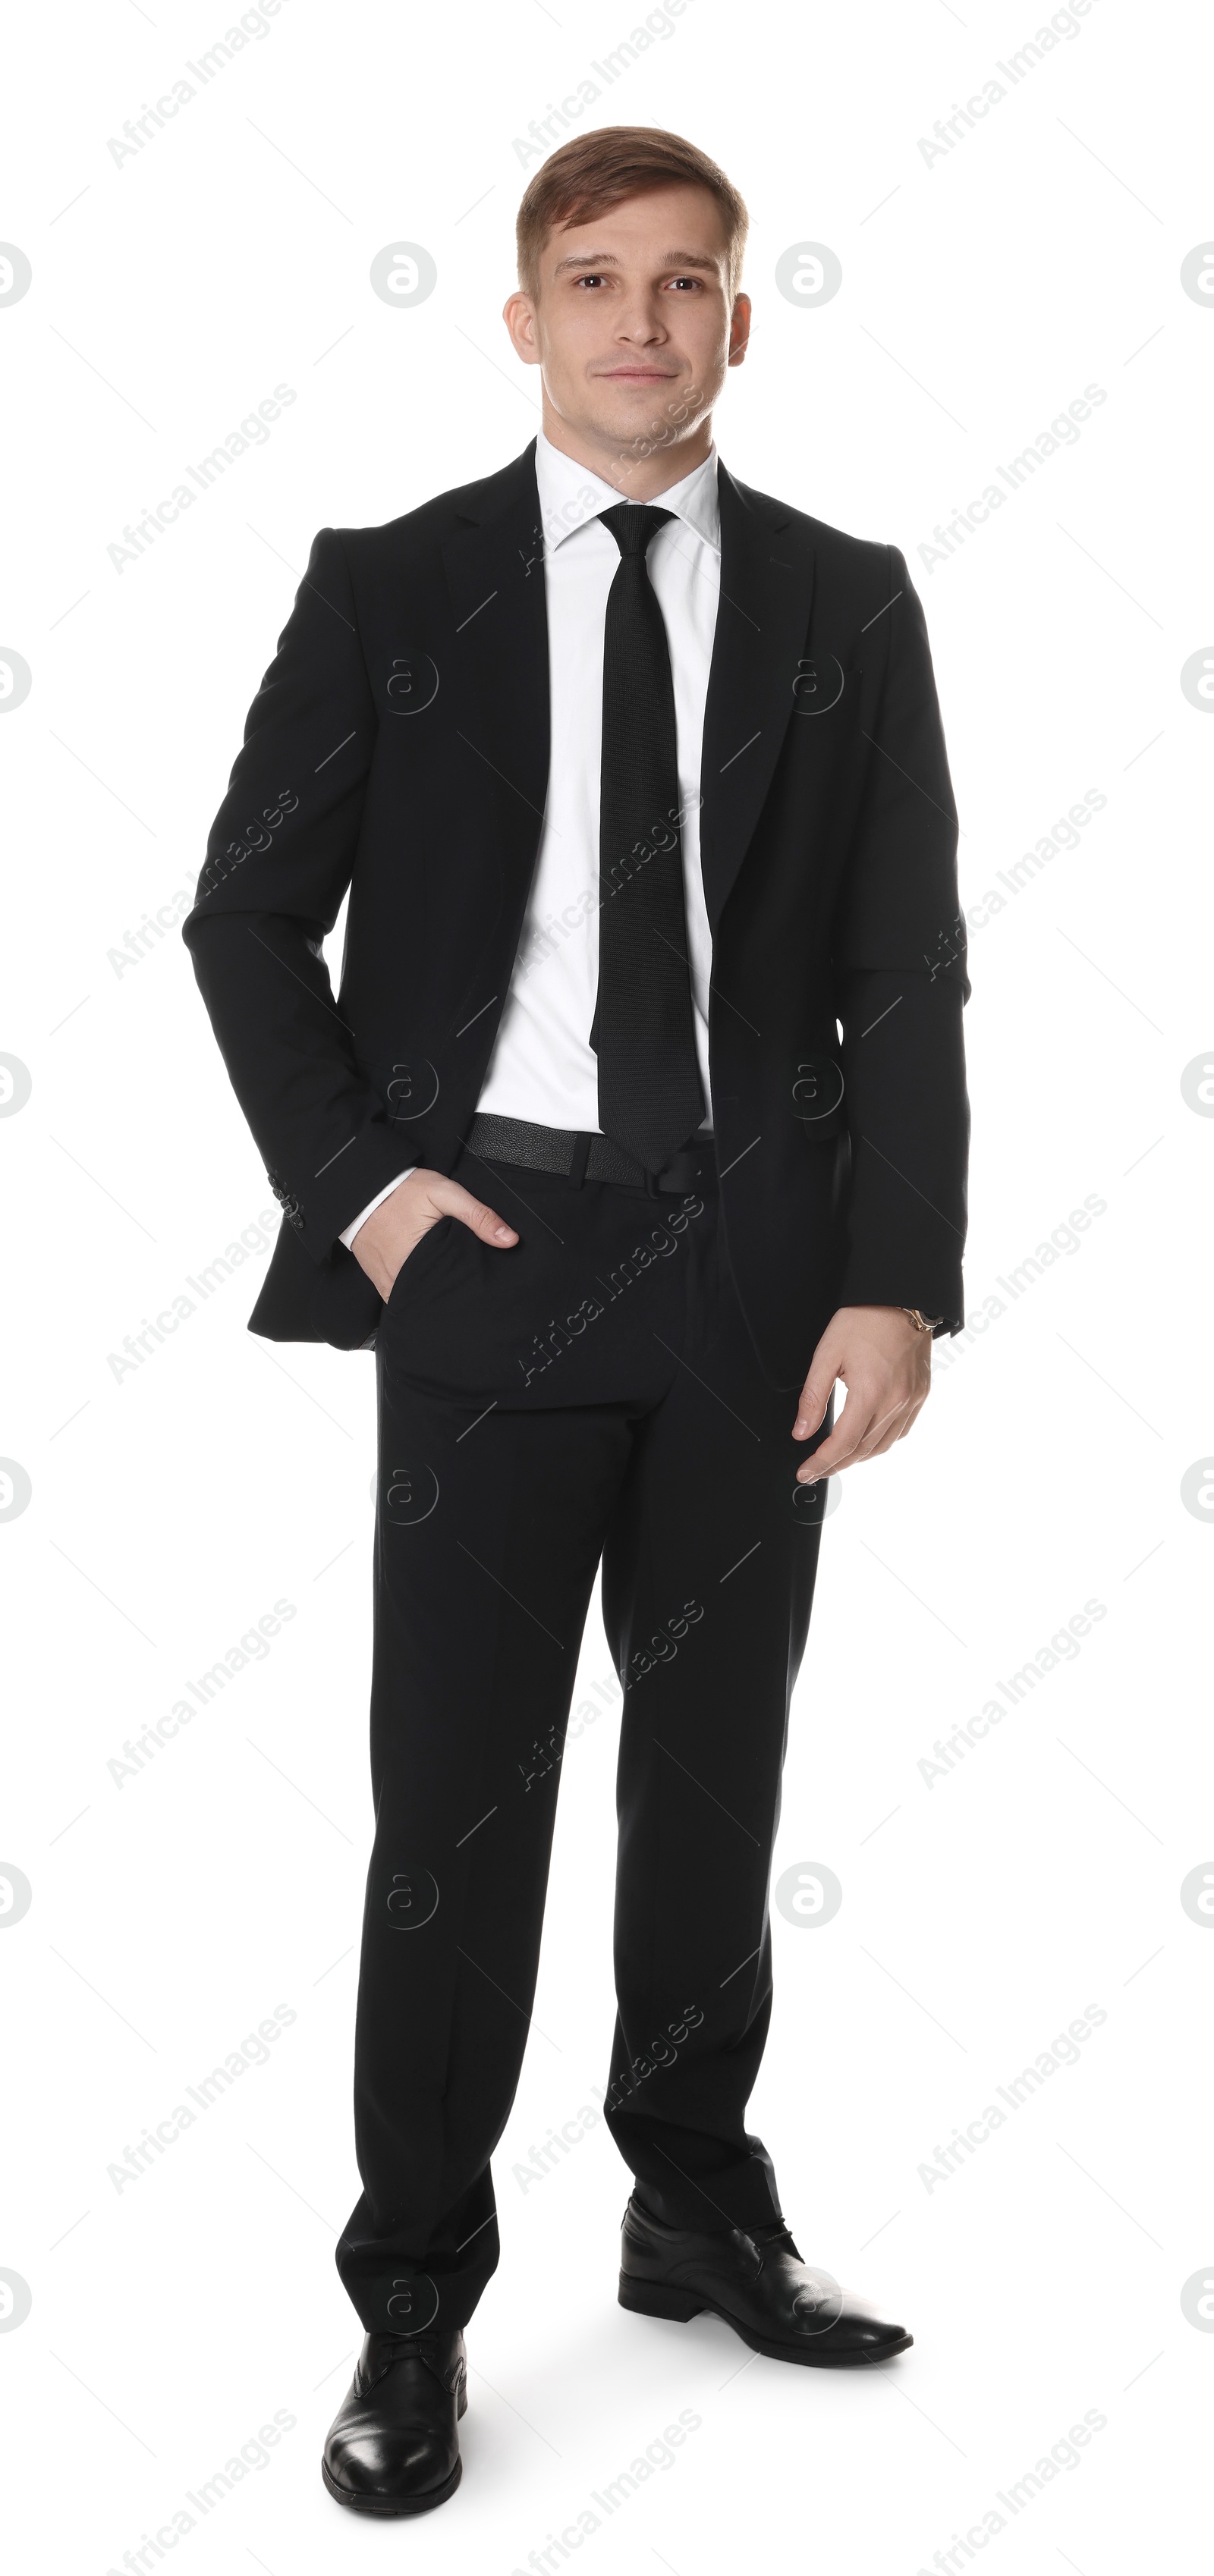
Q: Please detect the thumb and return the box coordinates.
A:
[434,1178,518,1246]
[792,1339,841,1437]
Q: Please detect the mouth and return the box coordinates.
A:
[595,367,682,383]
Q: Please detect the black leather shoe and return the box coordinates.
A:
[618,2195,912,2367]
[322,2328,467,2513]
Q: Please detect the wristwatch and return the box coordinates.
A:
[901,1308,944,1333]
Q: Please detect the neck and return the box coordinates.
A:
[539,404,714,502]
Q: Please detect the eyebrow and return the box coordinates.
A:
[550,250,722,275]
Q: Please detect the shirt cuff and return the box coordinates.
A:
[338,1170,415,1251]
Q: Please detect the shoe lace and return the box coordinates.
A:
[751,2221,802,2260]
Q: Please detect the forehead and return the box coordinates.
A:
[546,182,729,274]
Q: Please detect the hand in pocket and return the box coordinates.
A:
[350,1170,518,1302]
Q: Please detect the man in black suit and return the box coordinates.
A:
[185,125,968,2515]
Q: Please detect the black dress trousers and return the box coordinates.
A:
[334,1145,832,2335]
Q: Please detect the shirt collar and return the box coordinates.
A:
[535,428,720,556]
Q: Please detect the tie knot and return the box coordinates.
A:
[599,502,674,559]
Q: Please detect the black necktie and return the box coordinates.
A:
[593,503,706,1173]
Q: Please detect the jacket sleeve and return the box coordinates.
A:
[831,547,970,1334]
[182,527,412,1261]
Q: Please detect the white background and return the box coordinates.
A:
[2,2,1212,2568]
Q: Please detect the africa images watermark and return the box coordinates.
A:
[516,1194,706,1388]
[106,385,297,575]
[106,2003,298,2193]
[102,2405,297,2576]
[105,1597,297,1789]
[964,786,1107,941]
[916,2003,1108,2194]
[915,0,1105,171]
[105,2,294,170]
[915,1594,1108,1789]
[933,1189,1108,1375]
[916,383,1108,577]
[505,2407,703,2574]
[511,2012,706,2200]
[514,797,704,985]
[513,2097,605,2194]
[912,2404,1109,2575]
[105,1208,278,1383]
[511,3,697,168]
[109,875,197,976]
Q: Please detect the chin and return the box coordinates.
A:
[587,390,687,451]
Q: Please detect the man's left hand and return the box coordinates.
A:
[792,1306,932,1481]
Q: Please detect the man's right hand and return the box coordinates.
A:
[348,1169,518,1302]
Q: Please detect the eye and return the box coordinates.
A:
[666,276,704,291]
[574,272,606,288]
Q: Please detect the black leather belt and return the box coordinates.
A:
[464,1113,713,1195]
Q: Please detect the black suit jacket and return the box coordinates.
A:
[184,441,969,1388]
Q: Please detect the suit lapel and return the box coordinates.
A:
[440,444,549,994]
[700,461,816,932]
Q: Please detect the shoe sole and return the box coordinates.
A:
[618,2272,913,2367]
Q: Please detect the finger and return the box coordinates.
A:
[791,1348,841,1440]
[851,1383,925,1459]
[796,1393,876,1481]
[430,1178,517,1246]
[864,1404,916,1460]
[857,1393,914,1456]
[852,1386,928,1463]
[806,1384,915,1475]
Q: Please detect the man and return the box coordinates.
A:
[184,125,969,2515]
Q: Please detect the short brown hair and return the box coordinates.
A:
[516,125,748,300]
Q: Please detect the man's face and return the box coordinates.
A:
[504,183,749,477]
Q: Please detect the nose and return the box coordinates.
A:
[614,297,668,345]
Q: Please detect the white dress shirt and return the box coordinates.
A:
[340,430,722,1248]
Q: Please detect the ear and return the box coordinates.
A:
[503,291,541,366]
[728,294,752,368]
